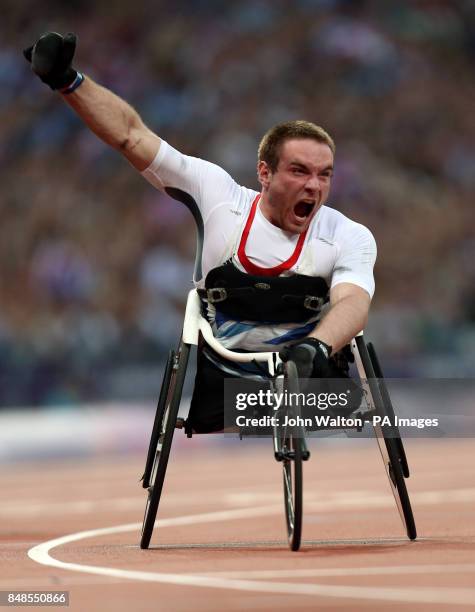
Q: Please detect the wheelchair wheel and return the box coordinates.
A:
[281,359,303,551]
[355,337,417,540]
[375,427,417,540]
[142,350,175,489]
[367,342,409,478]
[140,341,190,549]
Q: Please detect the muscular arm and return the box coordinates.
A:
[61,76,160,171]
[309,283,371,353]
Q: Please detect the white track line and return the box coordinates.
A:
[28,499,475,606]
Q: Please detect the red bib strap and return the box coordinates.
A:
[237,194,308,277]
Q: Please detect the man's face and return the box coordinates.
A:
[257,138,334,233]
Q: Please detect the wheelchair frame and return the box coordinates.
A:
[140,289,417,551]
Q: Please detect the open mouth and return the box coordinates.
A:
[293,200,315,220]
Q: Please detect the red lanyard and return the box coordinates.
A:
[237,194,307,277]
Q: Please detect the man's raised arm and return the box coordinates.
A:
[61,76,161,171]
[24,32,160,171]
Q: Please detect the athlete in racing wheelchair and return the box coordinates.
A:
[139,232,417,551]
[22,36,416,550]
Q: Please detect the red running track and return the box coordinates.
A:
[1,437,475,611]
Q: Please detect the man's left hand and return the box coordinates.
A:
[280,338,332,378]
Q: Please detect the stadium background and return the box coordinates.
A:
[2,5,475,610]
[0,0,474,413]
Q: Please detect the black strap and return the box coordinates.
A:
[200,286,326,311]
[200,260,329,323]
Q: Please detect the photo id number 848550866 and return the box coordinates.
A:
[0,591,69,606]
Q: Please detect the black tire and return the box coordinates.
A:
[140,341,190,549]
[142,350,175,489]
[367,342,410,478]
[281,359,303,551]
[355,337,417,540]
[378,433,417,540]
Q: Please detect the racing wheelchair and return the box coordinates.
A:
[139,190,417,552]
[139,291,417,551]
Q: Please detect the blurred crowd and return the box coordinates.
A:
[1,0,474,407]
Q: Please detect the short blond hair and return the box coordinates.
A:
[258,120,335,172]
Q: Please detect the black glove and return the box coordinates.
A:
[23,32,78,90]
[280,338,332,379]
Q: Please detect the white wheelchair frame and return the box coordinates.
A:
[140,288,417,551]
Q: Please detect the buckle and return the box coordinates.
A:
[207,288,227,303]
[304,295,323,311]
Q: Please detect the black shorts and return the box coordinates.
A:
[186,348,363,434]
